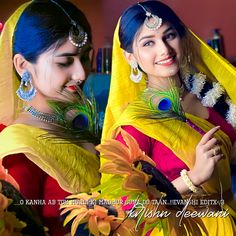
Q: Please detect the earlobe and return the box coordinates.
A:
[123,50,135,64]
[13,54,28,76]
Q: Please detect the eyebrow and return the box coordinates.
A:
[54,52,80,57]
[138,26,175,42]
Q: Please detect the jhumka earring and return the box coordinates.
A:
[50,0,88,49]
[180,55,191,69]
[16,70,37,101]
[179,55,191,77]
[130,60,143,83]
[137,3,162,30]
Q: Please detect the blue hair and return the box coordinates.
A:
[13,0,92,63]
[119,1,186,52]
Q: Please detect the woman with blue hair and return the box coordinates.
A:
[101,1,236,235]
[0,0,100,235]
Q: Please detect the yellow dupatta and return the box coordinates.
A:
[0,124,100,193]
[0,2,30,125]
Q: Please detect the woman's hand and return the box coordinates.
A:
[188,126,224,186]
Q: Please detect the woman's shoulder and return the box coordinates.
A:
[0,123,82,154]
[0,123,46,142]
[0,123,100,193]
[0,123,47,157]
[0,123,74,161]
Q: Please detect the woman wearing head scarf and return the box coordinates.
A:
[100,1,236,235]
[0,1,100,235]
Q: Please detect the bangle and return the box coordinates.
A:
[180,169,199,193]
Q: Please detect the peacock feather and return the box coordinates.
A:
[43,86,102,145]
[130,82,186,122]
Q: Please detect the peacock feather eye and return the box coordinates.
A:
[157,98,172,111]
[72,113,89,129]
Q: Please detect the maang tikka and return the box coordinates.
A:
[137,3,162,30]
[50,0,88,48]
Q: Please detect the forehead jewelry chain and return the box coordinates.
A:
[137,3,162,30]
[50,0,88,48]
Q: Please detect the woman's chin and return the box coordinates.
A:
[153,65,179,78]
[158,71,179,79]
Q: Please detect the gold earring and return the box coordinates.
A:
[180,55,191,69]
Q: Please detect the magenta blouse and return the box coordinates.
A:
[116,108,236,182]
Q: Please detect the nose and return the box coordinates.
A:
[157,40,172,56]
[71,59,86,84]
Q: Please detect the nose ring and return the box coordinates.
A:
[77,79,83,85]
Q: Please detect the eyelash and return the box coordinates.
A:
[143,41,155,47]
[142,32,177,47]
[57,63,71,68]
[57,58,74,68]
[56,49,92,68]
[164,32,177,41]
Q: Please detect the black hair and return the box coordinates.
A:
[13,0,92,63]
[119,0,186,53]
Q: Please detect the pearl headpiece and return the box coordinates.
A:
[137,3,162,30]
[50,0,88,48]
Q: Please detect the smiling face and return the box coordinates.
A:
[29,39,91,100]
[126,22,182,83]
